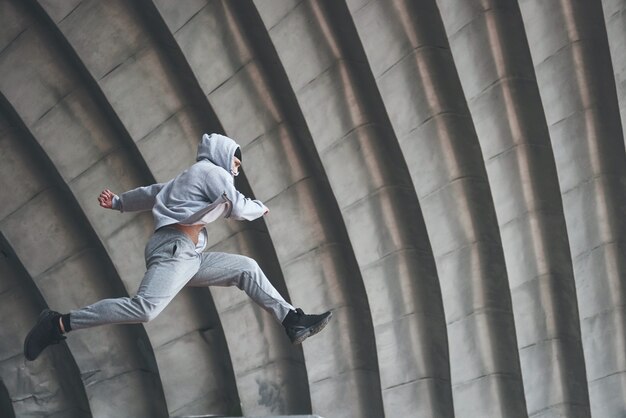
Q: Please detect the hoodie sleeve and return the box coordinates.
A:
[207,170,267,221]
[113,182,167,212]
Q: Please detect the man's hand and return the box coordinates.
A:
[98,189,116,209]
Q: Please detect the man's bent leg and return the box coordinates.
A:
[70,230,201,331]
[187,252,294,322]
[24,228,201,360]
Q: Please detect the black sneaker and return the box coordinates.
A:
[24,309,66,361]
[283,308,332,345]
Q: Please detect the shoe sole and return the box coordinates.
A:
[292,311,333,345]
[24,309,53,361]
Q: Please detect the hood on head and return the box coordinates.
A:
[197,133,241,172]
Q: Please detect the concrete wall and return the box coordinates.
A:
[1,0,624,417]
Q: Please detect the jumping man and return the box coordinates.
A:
[24,133,332,361]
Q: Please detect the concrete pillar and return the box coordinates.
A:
[348,0,527,416]
[519,0,626,415]
[30,0,244,414]
[0,231,90,417]
[153,1,384,416]
[0,94,167,417]
[436,0,590,415]
[252,1,452,416]
[140,0,312,414]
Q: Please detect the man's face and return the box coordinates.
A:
[231,156,241,177]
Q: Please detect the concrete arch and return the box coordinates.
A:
[251,1,452,416]
[28,0,242,415]
[33,0,315,414]
[151,1,384,416]
[3,0,626,416]
[435,0,590,416]
[519,0,626,416]
[0,232,91,418]
[0,91,167,417]
[347,0,527,416]
[134,2,312,413]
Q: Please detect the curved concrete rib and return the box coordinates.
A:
[153,1,384,416]
[436,1,590,416]
[251,1,452,416]
[0,90,167,416]
[348,0,527,416]
[136,2,311,414]
[30,0,243,415]
[203,219,312,415]
[39,0,311,413]
[519,0,626,416]
[0,123,90,417]
[601,0,626,141]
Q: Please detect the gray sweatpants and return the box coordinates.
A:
[70,226,295,330]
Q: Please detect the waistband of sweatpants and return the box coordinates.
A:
[154,224,195,246]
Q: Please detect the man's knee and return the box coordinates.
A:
[233,256,261,288]
[131,296,159,323]
[241,256,263,276]
[138,309,158,323]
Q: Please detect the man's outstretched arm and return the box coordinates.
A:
[207,171,268,221]
[227,187,269,221]
[98,183,167,212]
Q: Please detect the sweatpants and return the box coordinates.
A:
[69,226,295,330]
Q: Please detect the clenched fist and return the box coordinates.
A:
[98,189,116,209]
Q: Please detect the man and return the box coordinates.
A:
[24,133,332,361]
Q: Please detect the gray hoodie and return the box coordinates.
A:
[112,133,268,230]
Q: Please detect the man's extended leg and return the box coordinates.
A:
[187,252,332,344]
[69,231,200,330]
[24,228,200,360]
[69,258,199,330]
